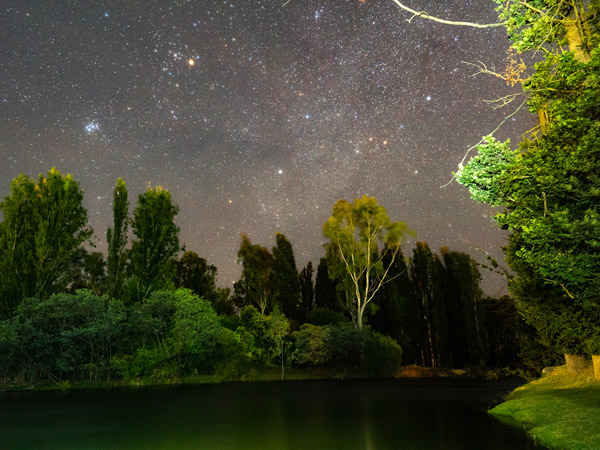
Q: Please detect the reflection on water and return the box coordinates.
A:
[0,379,541,450]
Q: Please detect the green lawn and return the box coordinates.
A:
[490,366,600,450]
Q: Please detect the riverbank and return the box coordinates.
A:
[489,365,600,450]
[1,364,502,392]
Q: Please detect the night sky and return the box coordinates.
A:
[1,0,537,295]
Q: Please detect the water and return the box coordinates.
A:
[0,379,541,450]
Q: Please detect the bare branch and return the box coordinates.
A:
[463,60,506,80]
[440,98,528,189]
[390,0,505,28]
[483,92,524,110]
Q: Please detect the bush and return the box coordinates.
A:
[0,290,126,383]
[292,324,330,366]
[291,323,402,377]
[305,307,347,326]
[116,289,223,382]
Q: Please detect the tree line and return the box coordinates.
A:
[0,171,543,386]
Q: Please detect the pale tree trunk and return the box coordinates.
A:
[565,353,591,374]
[592,355,600,380]
[564,2,592,63]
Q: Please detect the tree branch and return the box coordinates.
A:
[390,0,505,28]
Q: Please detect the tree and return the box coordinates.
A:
[127,185,180,303]
[234,234,275,314]
[272,233,301,321]
[68,250,107,296]
[408,242,446,367]
[106,178,129,299]
[454,1,600,367]
[0,290,126,383]
[314,257,338,311]
[0,168,92,316]
[299,261,315,321]
[440,248,488,367]
[175,251,217,299]
[323,196,412,329]
[370,247,414,356]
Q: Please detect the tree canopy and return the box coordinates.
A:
[323,196,412,329]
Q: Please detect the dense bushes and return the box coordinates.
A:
[0,290,126,383]
[292,323,403,377]
[0,289,403,386]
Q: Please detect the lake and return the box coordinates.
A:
[0,379,541,449]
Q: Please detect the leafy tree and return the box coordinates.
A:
[440,248,488,367]
[409,242,446,367]
[314,257,338,310]
[234,234,275,314]
[237,305,290,365]
[299,261,315,321]
[116,289,222,381]
[127,185,180,303]
[69,250,107,296]
[106,178,129,299]
[175,251,218,300]
[0,168,92,316]
[272,233,301,321]
[0,290,126,383]
[455,2,600,363]
[323,196,412,329]
[174,251,234,315]
[370,248,415,356]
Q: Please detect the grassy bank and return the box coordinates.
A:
[0,367,340,392]
[490,366,600,450]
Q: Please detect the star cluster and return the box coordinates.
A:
[1,0,535,294]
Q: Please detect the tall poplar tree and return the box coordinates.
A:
[0,168,91,316]
[127,185,180,303]
[106,178,129,299]
[314,257,338,310]
[272,233,301,321]
[299,261,315,321]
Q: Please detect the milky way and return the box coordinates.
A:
[1,0,537,294]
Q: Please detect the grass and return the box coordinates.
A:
[490,365,600,450]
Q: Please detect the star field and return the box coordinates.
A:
[1,0,536,294]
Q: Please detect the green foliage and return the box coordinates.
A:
[456,9,600,355]
[234,234,275,314]
[115,289,222,382]
[127,185,180,303]
[305,307,347,326]
[314,257,338,310]
[175,251,220,304]
[0,290,126,383]
[454,136,517,206]
[237,305,290,365]
[0,168,92,316]
[292,323,403,377]
[292,324,330,366]
[323,196,412,329]
[272,233,302,321]
[299,261,315,320]
[106,178,129,299]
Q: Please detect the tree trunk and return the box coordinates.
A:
[564,353,590,374]
[592,355,600,380]
[564,3,592,63]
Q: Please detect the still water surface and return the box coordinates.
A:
[0,379,541,450]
